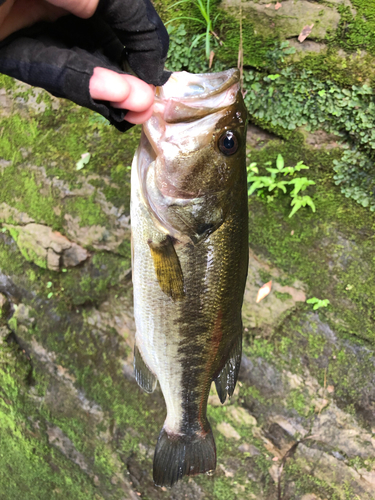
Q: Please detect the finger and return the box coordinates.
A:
[45,0,99,19]
[125,105,154,125]
[89,67,131,102]
[0,0,67,41]
[96,0,171,86]
[110,74,154,112]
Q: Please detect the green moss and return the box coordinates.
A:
[0,420,100,500]
[240,385,266,405]
[0,234,27,277]
[307,333,326,359]
[64,194,108,228]
[0,162,62,229]
[0,341,108,500]
[0,73,16,90]
[5,225,48,269]
[294,49,375,88]
[56,251,131,306]
[285,460,349,500]
[274,291,292,302]
[258,269,272,284]
[244,338,274,362]
[286,389,310,416]
[216,15,275,69]
[332,2,375,56]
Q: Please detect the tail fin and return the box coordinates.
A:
[153,426,216,487]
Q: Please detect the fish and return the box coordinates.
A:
[130,68,249,487]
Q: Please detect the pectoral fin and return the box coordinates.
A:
[214,332,242,404]
[134,344,157,393]
[148,236,185,301]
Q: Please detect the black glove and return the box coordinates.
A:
[0,0,171,132]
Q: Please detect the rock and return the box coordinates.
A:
[46,424,91,474]
[268,463,281,483]
[287,39,327,55]
[238,443,261,455]
[217,422,241,440]
[295,444,375,499]
[0,81,60,118]
[62,243,89,268]
[227,406,257,426]
[357,468,375,488]
[303,129,341,150]
[310,405,375,459]
[0,202,35,224]
[242,248,306,330]
[13,303,35,327]
[246,124,280,150]
[221,0,354,40]
[4,223,88,271]
[0,292,8,317]
[299,495,322,500]
[63,213,130,253]
[0,325,10,339]
[20,164,131,253]
[0,87,14,117]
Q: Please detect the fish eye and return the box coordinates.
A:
[218,131,239,156]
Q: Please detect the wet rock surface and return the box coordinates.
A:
[222,0,355,40]
[2,236,375,499]
[1,67,375,500]
[3,223,89,271]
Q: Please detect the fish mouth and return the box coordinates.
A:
[157,69,239,100]
[154,69,240,124]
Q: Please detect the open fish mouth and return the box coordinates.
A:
[154,69,241,123]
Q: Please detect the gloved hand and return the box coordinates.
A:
[0,0,171,131]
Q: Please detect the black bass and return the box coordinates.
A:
[131,69,248,487]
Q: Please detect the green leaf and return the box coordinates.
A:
[276,181,287,193]
[306,297,318,304]
[305,196,316,212]
[307,297,330,310]
[276,154,284,170]
[288,199,302,218]
[289,178,315,196]
[293,161,309,172]
[76,152,91,171]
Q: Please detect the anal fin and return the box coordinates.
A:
[214,332,242,404]
[134,344,157,393]
[148,235,184,301]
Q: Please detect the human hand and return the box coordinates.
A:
[0,0,170,130]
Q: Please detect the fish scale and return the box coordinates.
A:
[131,69,248,487]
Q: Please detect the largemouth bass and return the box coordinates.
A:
[131,69,248,487]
